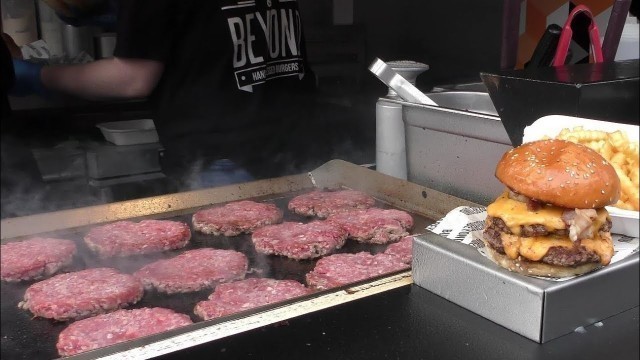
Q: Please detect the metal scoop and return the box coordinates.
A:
[369,58,438,106]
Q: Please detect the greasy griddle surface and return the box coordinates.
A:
[1,191,432,360]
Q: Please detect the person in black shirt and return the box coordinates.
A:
[2,32,46,218]
[1,34,14,119]
[10,0,317,189]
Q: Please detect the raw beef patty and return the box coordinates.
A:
[288,190,375,218]
[57,307,193,357]
[194,278,311,320]
[192,200,283,236]
[327,208,414,244]
[1,237,76,282]
[305,252,410,290]
[252,221,348,260]
[383,236,414,264]
[19,267,144,321]
[84,220,191,257]
[133,248,248,294]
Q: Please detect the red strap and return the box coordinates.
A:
[552,4,604,66]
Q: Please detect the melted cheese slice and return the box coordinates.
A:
[488,192,613,265]
[487,192,565,234]
[581,232,614,265]
[487,192,608,235]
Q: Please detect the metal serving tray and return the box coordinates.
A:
[1,160,475,360]
[413,232,639,343]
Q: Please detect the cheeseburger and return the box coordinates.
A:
[483,139,621,277]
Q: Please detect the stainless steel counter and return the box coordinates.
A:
[155,284,639,360]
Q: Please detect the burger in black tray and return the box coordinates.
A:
[483,139,621,277]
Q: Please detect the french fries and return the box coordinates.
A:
[548,126,640,211]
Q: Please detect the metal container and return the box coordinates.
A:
[432,82,489,93]
[94,32,116,59]
[371,59,431,180]
[31,145,86,182]
[397,91,512,206]
[1,160,476,360]
[86,142,162,179]
[420,91,498,116]
[412,231,639,343]
[376,99,407,179]
[97,119,160,146]
[61,23,94,59]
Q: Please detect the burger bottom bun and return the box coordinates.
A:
[482,241,601,278]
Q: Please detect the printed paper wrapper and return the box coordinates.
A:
[426,206,639,282]
[21,39,93,64]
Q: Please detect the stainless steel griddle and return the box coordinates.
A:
[1,160,476,360]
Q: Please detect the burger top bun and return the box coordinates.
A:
[496,139,621,209]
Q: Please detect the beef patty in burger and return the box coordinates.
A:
[483,139,621,277]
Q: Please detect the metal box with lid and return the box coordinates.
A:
[412,231,639,343]
[393,90,512,206]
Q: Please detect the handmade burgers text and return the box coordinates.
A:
[483,139,621,277]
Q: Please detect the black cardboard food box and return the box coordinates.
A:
[481,59,639,146]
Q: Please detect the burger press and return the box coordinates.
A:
[368,58,437,106]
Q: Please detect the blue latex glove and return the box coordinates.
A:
[10,59,48,97]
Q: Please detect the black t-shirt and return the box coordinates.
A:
[1,38,14,121]
[113,0,316,166]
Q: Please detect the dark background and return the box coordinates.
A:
[1,0,507,218]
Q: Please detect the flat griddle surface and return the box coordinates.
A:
[1,190,432,360]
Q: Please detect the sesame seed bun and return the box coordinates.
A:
[495,139,620,209]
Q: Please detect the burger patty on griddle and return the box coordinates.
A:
[483,216,611,267]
